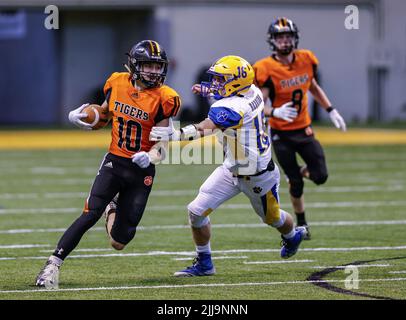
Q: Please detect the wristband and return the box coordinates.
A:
[180,124,198,141]
[270,108,275,118]
[326,106,335,113]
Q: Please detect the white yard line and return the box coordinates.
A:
[1,220,406,235]
[0,185,406,200]
[388,271,406,274]
[2,245,406,261]
[310,264,391,269]
[1,200,406,215]
[0,185,404,200]
[244,259,315,264]
[1,277,406,294]
[0,244,50,249]
[173,256,248,261]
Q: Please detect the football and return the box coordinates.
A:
[82,104,110,130]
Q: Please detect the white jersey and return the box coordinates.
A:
[208,84,272,175]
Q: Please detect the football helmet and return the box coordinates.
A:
[201,55,254,99]
[267,17,299,55]
[126,40,168,88]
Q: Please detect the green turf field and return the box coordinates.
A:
[0,144,405,300]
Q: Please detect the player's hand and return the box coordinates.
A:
[191,84,211,96]
[68,103,93,130]
[131,151,151,168]
[328,108,347,132]
[272,102,298,122]
[150,119,180,141]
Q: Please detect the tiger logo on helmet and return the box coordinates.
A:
[201,55,254,100]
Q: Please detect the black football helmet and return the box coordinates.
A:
[267,17,299,55]
[126,40,168,88]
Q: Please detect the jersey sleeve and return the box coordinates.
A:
[160,86,181,119]
[103,72,121,104]
[253,60,269,88]
[208,106,243,129]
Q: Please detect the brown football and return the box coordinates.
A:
[82,104,110,130]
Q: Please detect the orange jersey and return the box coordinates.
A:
[103,72,181,158]
[254,49,318,131]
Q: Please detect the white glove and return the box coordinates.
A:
[150,118,180,141]
[272,102,298,122]
[68,103,93,130]
[131,151,151,168]
[328,108,347,132]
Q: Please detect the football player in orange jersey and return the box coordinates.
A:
[254,18,347,240]
[35,40,180,288]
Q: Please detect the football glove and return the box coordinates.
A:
[150,118,181,141]
[68,103,93,130]
[271,102,298,122]
[328,108,347,132]
[131,151,151,168]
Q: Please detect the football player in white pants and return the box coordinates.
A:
[150,55,307,277]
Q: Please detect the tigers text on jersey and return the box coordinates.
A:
[207,84,272,175]
[103,72,181,158]
[254,49,319,131]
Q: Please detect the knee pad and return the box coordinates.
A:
[270,209,287,228]
[312,173,328,185]
[289,179,304,198]
[188,211,210,228]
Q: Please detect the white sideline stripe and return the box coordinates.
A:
[244,259,315,265]
[2,220,406,235]
[2,245,406,261]
[0,185,404,200]
[0,244,50,249]
[1,200,406,215]
[173,256,248,261]
[389,271,406,274]
[1,278,406,294]
[311,264,391,269]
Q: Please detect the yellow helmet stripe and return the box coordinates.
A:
[153,41,161,55]
[148,40,155,55]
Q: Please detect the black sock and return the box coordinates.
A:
[295,212,307,226]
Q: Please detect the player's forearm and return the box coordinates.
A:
[310,80,332,109]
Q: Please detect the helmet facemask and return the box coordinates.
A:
[200,56,254,100]
[267,18,299,55]
[201,72,233,100]
[127,56,168,88]
[270,32,297,56]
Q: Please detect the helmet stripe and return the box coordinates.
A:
[148,40,155,55]
[153,41,161,55]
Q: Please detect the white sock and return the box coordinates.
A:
[282,228,296,240]
[50,255,63,267]
[196,242,211,254]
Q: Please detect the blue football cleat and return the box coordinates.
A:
[280,226,307,259]
[174,253,216,277]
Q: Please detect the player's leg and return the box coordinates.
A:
[35,154,121,288]
[104,193,121,249]
[241,163,307,259]
[105,161,155,250]
[174,165,240,277]
[297,137,328,186]
[295,136,328,238]
[272,139,307,229]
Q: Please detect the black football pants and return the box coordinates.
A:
[53,153,155,260]
[271,127,328,198]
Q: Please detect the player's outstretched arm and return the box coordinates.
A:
[309,79,347,131]
[150,117,219,142]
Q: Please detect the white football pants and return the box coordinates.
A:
[188,164,283,225]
